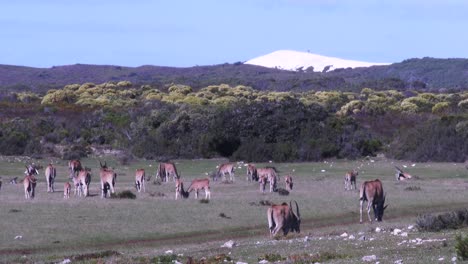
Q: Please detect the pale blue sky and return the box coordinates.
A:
[1,0,467,68]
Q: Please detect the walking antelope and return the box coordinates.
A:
[68,159,82,179]
[72,169,91,197]
[344,170,358,190]
[267,201,301,237]
[135,169,146,192]
[359,179,387,223]
[177,178,211,199]
[246,164,259,182]
[216,163,235,182]
[156,162,179,182]
[395,166,412,181]
[284,175,293,191]
[64,182,71,199]
[45,163,57,192]
[99,161,117,198]
[23,169,37,199]
[258,167,278,193]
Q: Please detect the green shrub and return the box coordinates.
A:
[416,209,468,231]
[455,234,468,260]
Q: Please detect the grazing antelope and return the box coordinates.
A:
[64,182,71,199]
[9,177,18,184]
[175,178,189,200]
[395,166,412,181]
[45,163,57,192]
[23,174,37,199]
[267,201,301,237]
[344,170,358,190]
[284,175,293,191]
[156,162,179,182]
[258,167,278,193]
[99,161,117,198]
[216,163,235,182]
[68,159,82,179]
[187,178,211,199]
[359,179,387,223]
[135,169,146,192]
[246,164,258,182]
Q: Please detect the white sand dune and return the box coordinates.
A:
[245,50,390,72]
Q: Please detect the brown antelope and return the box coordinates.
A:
[156,162,179,182]
[186,178,211,199]
[258,167,278,193]
[344,170,358,190]
[284,175,293,191]
[99,161,117,198]
[267,201,301,237]
[359,179,387,223]
[68,159,82,179]
[217,163,235,182]
[175,178,189,200]
[395,166,412,181]
[74,169,91,197]
[45,163,57,192]
[64,182,71,199]
[135,169,146,192]
[246,163,258,182]
[23,174,37,199]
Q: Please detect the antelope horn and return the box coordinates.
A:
[294,200,300,220]
[99,161,103,168]
[394,166,403,173]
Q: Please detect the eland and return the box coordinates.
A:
[267,201,301,237]
[359,179,387,223]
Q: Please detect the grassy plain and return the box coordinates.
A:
[0,156,467,263]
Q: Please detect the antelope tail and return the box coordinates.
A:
[267,207,275,231]
[359,183,366,201]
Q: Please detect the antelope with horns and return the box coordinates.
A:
[359,179,388,223]
[216,163,235,182]
[156,162,179,182]
[68,159,82,179]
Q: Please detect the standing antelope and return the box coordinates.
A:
[25,164,39,176]
[135,169,146,192]
[217,163,235,182]
[175,178,189,200]
[156,162,179,182]
[68,159,82,179]
[23,174,37,199]
[258,167,278,193]
[64,182,71,199]
[45,163,57,192]
[359,179,387,223]
[344,170,358,190]
[246,164,258,182]
[284,175,293,191]
[99,161,117,198]
[74,169,91,197]
[267,201,301,237]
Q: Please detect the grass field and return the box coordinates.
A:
[0,156,467,263]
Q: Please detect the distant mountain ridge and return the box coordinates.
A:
[1,56,468,93]
[245,50,390,72]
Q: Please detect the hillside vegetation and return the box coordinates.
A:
[1,81,467,162]
[1,57,468,93]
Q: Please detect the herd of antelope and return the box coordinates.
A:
[10,159,415,237]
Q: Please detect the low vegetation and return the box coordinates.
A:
[1,82,467,162]
[416,209,468,232]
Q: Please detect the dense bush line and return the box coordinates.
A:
[0,82,467,162]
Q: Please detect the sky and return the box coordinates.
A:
[1,0,468,68]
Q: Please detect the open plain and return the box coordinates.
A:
[0,156,467,263]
